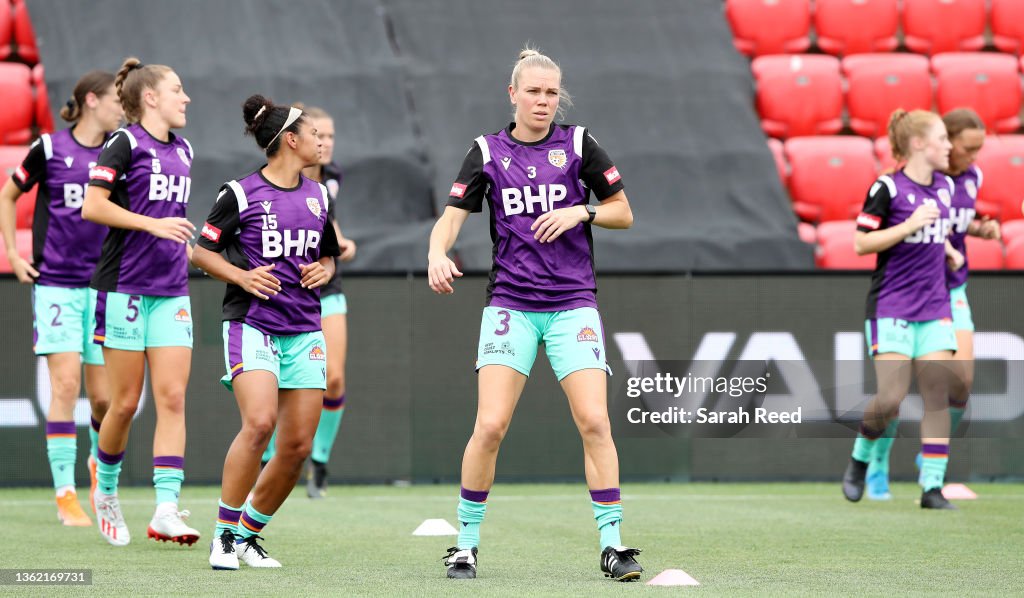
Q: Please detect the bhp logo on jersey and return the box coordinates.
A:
[63,183,86,209]
[262,229,321,258]
[905,218,951,244]
[89,166,116,184]
[201,222,221,242]
[149,174,191,203]
[502,184,567,215]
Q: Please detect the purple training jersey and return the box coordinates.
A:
[196,170,341,336]
[945,164,982,290]
[11,128,108,287]
[447,123,625,312]
[857,170,954,321]
[88,124,192,296]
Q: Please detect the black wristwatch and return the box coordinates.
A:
[585,204,597,223]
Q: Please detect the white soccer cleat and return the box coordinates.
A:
[209,531,240,570]
[237,535,282,568]
[147,503,201,546]
[95,492,131,547]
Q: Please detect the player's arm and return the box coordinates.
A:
[854,179,936,255]
[1,142,45,282]
[82,132,193,242]
[429,143,486,294]
[945,239,965,271]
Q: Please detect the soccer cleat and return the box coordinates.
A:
[237,535,281,567]
[443,546,477,579]
[600,546,644,581]
[209,530,239,570]
[87,455,98,514]
[920,488,957,510]
[842,457,869,502]
[306,460,327,499]
[865,468,892,501]
[147,503,201,546]
[56,490,92,527]
[95,492,130,546]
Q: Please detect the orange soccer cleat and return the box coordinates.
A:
[56,490,92,527]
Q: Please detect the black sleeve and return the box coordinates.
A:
[196,184,241,252]
[580,129,625,201]
[88,130,134,191]
[445,143,488,213]
[320,216,341,258]
[11,139,46,192]
[856,178,892,232]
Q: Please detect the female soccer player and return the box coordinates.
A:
[841,109,961,510]
[193,95,339,570]
[864,108,998,500]
[260,104,356,499]
[81,57,199,546]
[0,70,121,526]
[428,47,642,581]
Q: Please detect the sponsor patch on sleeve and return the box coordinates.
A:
[450,182,467,198]
[603,166,621,185]
[856,212,882,230]
[201,222,221,242]
[13,165,27,183]
[89,166,117,183]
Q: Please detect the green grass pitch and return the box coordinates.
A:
[1,483,1021,596]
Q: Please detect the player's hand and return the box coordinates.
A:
[299,261,330,289]
[977,217,1001,240]
[8,253,38,284]
[149,217,195,243]
[428,254,462,295]
[339,238,357,262]
[904,204,940,233]
[947,248,965,272]
[238,264,280,300]
[531,206,588,243]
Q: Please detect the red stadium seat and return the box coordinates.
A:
[932,53,1022,134]
[0,229,32,273]
[1000,219,1024,245]
[843,54,932,138]
[814,0,899,56]
[873,136,898,173]
[767,137,788,186]
[32,64,53,134]
[991,0,1024,55]
[0,145,37,229]
[0,63,34,144]
[752,55,843,138]
[0,1,13,61]
[726,0,811,57]
[785,136,877,222]
[1005,238,1024,269]
[902,0,986,55]
[816,223,876,269]
[797,221,816,244]
[964,236,1004,270]
[12,0,39,64]
[975,136,1024,222]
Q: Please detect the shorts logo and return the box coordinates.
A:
[603,166,621,185]
[306,197,322,219]
[450,182,467,198]
[482,341,516,357]
[309,345,326,361]
[173,308,191,323]
[940,318,952,326]
[856,212,881,230]
[548,149,567,168]
[89,166,116,183]
[577,327,599,343]
[177,147,191,166]
[201,222,221,242]
[13,165,27,183]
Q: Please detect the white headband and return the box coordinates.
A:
[266,106,303,148]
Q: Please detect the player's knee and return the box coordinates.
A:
[575,412,611,441]
[242,416,276,446]
[90,395,111,419]
[154,387,187,417]
[473,418,510,449]
[277,437,312,464]
[326,373,345,398]
[109,396,141,420]
[49,372,81,403]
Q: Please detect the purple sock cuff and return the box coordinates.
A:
[859,423,884,440]
[922,443,949,456]
[96,448,124,465]
[153,456,184,469]
[949,398,968,410]
[45,421,76,435]
[590,487,621,503]
[460,487,489,503]
[323,393,346,410]
[239,511,265,532]
[90,417,101,432]
[218,505,243,521]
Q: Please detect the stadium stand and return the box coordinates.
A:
[816,222,875,269]
[767,137,787,186]
[873,136,898,173]
[0,62,34,144]
[964,236,1005,270]
[814,0,899,56]
[752,54,844,138]
[32,64,53,134]
[902,0,986,55]
[0,1,13,61]
[0,228,31,273]
[1001,219,1024,245]
[992,0,1024,55]
[975,135,1024,222]
[932,53,1022,133]
[785,136,877,222]
[1006,237,1024,269]
[843,54,932,138]
[725,0,811,57]
[0,144,36,229]
[797,221,815,244]
[11,0,38,64]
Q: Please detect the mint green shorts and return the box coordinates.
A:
[949,284,974,332]
[221,321,327,391]
[93,292,193,351]
[321,293,348,318]
[865,317,957,359]
[33,285,104,365]
[476,306,610,380]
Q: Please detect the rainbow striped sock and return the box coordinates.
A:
[457,487,488,550]
[919,443,949,491]
[153,456,184,506]
[237,502,273,540]
[591,487,623,549]
[46,421,77,492]
[214,500,243,538]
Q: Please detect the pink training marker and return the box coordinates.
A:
[646,569,700,586]
[942,483,978,500]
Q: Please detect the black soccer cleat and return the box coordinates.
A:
[842,457,869,502]
[920,488,957,510]
[443,546,477,579]
[306,460,328,499]
[600,546,643,582]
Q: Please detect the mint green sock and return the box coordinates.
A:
[95,449,123,496]
[590,488,623,549]
[153,456,185,506]
[852,435,877,463]
[949,407,966,435]
[261,429,277,464]
[45,423,77,491]
[311,401,344,464]
[870,418,899,477]
[457,491,488,549]
[919,444,949,491]
[237,502,273,540]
